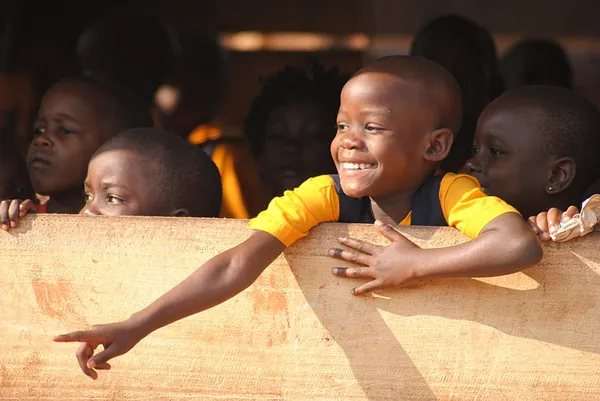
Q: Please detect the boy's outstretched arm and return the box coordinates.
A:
[330,213,543,295]
[54,231,285,379]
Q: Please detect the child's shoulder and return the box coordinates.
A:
[439,172,481,193]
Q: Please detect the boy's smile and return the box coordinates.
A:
[331,72,436,199]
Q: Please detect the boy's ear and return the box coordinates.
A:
[423,128,454,162]
[171,208,190,217]
[546,157,576,194]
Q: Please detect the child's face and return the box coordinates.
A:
[26,82,116,196]
[80,148,165,216]
[330,73,434,198]
[467,104,549,216]
[259,98,336,198]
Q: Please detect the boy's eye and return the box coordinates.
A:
[365,124,384,133]
[471,146,479,155]
[33,127,45,136]
[489,148,504,156]
[107,195,124,205]
[58,126,75,135]
[336,123,348,132]
[84,193,93,202]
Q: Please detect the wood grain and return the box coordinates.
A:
[1,215,599,400]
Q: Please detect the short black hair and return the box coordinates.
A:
[496,86,600,192]
[55,75,154,133]
[244,58,349,157]
[97,128,222,217]
[76,12,180,104]
[357,55,463,136]
[500,39,572,90]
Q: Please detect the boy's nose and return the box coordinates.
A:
[80,204,100,216]
[340,130,364,150]
[465,157,483,174]
[32,132,53,148]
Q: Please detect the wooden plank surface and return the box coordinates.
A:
[1,215,599,400]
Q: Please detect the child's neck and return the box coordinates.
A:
[370,191,414,226]
[46,187,85,214]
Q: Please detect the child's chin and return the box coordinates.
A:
[340,183,369,199]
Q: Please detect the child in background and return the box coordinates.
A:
[53,56,541,379]
[245,59,349,202]
[25,76,153,215]
[156,31,262,219]
[81,128,222,217]
[76,12,179,110]
[500,39,573,90]
[410,15,504,173]
[1,128,222,227]
[466,85,600,240]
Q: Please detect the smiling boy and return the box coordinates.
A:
[53,56,542,379]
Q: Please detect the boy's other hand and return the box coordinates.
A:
[53,320,146,380]
[328,220,420,295]
[0,199,37,231]
[527,206,579,241]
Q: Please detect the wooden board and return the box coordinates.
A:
[1,215,599,400]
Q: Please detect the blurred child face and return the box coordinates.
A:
[81,148,169,216]
[330,72,434,199]
[466,104,550,217]
[26,82,117,196]
[259,98,336,198]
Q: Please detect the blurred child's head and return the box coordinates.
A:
[245,59,349,198]
[81,128,222,217]
[467,86,600,217]
[500,39,572,90]
[77,12,179,105]
[27,76,153,199]
[410,15,502,173]
[0,135,34,200]
[156,31,229,137]
[331,55,462,199]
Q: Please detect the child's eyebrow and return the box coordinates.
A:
[362,110,391,117]
[101,181,129,190]
[53,113,82,124]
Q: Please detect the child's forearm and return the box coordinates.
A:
[129,231,285,337]
[415,213,543,279]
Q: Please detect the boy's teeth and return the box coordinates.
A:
[341,162,374,170]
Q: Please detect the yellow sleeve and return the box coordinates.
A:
[248,175,340,247]
[439,173,520,239]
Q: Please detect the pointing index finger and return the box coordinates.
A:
[53,330,89,343]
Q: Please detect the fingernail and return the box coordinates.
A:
[10,221,16,228]
[328,249,336,256]
[374,220,384,226]
[351,288,356,295]
[542,233,550,240]
[338,237,347,242]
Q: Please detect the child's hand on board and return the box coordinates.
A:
[0,199,37,231]
[328,220,422,295]
[527,206,580,241]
